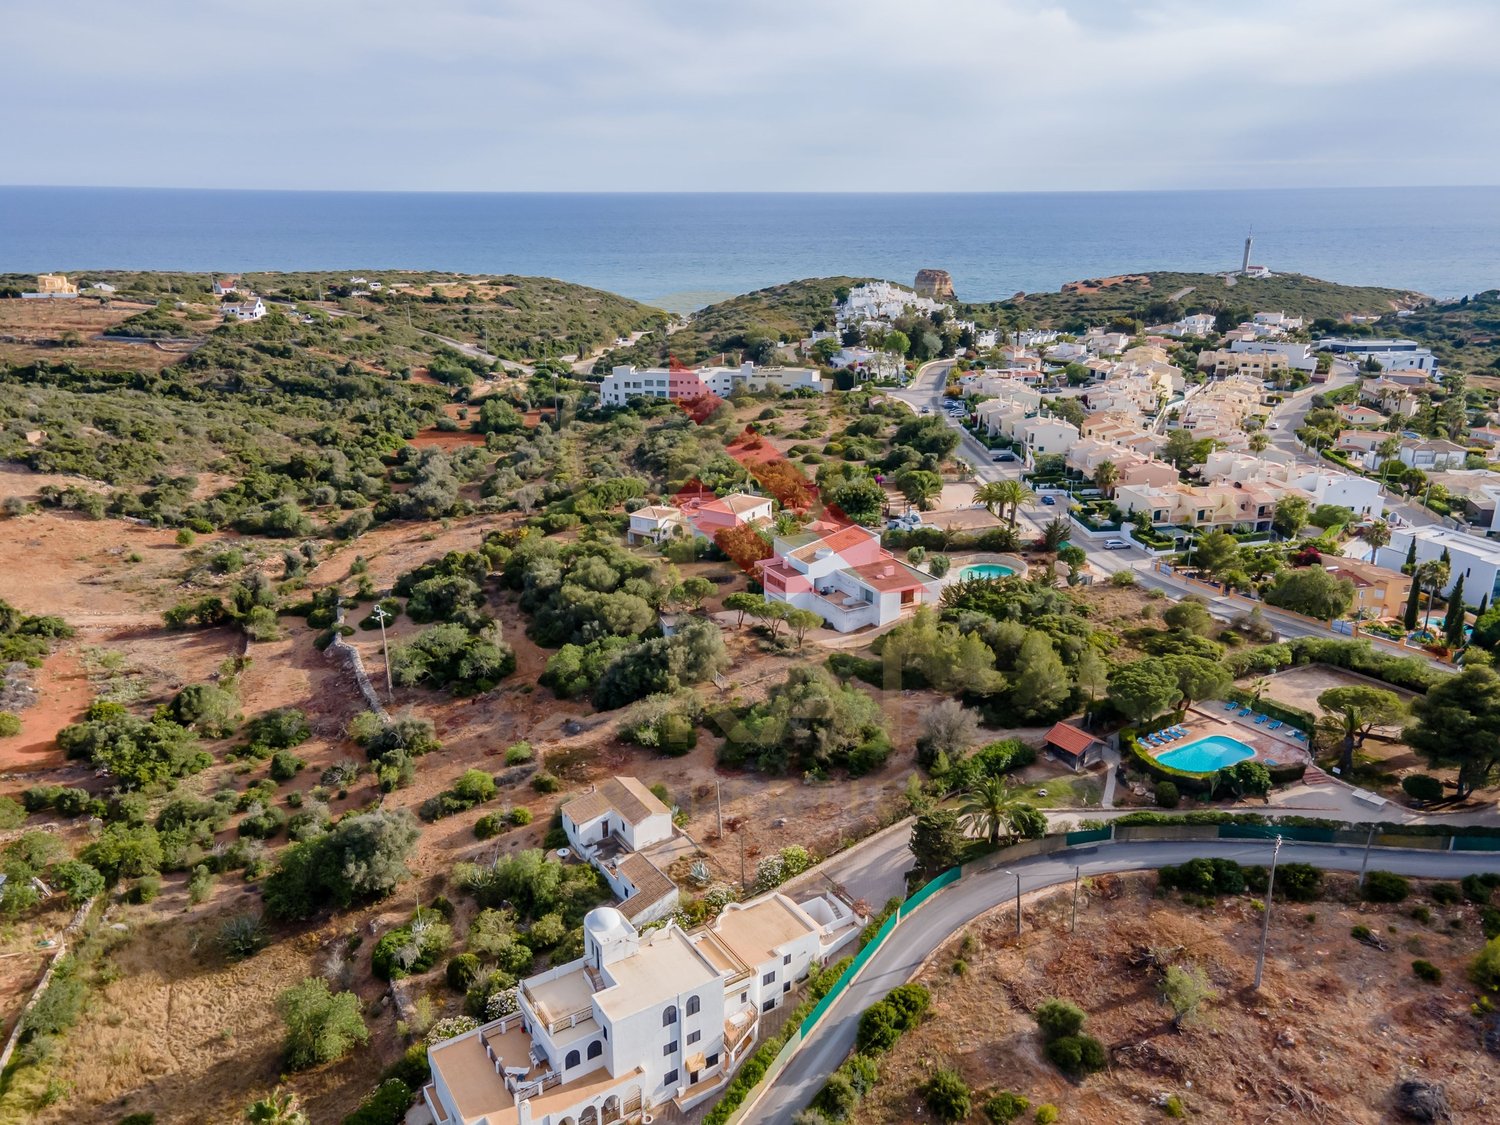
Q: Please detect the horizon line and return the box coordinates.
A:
[3,183,1499,197]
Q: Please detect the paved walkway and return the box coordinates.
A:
[753,838,1500,1125]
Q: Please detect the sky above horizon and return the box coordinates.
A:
[5,0,1499,193]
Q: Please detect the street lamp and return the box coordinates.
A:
[1004,869,1022,935]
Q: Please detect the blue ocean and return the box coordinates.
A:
[2,186,1496,311]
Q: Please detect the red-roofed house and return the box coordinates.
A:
[758,524,938,632]
[1043,721,1104,771]
[682,492,774,535]
[213,275,241,296]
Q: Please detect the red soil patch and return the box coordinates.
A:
[0,649,89,775]
[408,429,486,449]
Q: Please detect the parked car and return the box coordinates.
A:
[919,406,931,414]
[1104,538,1129,550]
[991,451,1017,462]
[1268,422,1280,430]
[1041,495,1056,505]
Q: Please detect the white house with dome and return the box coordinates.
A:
[423,891,864,1125]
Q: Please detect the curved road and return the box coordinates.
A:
[755,838,1500,1125]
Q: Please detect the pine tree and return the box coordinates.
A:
[1403,540,1417,574]
[1446,573,1467,649]
[1480,594,1490,616]
[1403,574,1421,631]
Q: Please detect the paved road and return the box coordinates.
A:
[755,838,1500,1125]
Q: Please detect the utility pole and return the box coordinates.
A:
[1357,825,1376,888]
[372,604,394,702]
[1005,870,1022,936]
[1071,867,1081,934]
[1254,835,1283,990]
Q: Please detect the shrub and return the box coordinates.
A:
[503,741,533,765]
[218,913,268,960]
[1276,863,1323,902]
[1431,882,1462,906]
[1402,774,1444,803]
[342,1078,414,1125]
[508,806,533,826]
[816,1072,858,1119]
[446,953,481,992]
[1035,1105,1060,1124]
[1412,959,1442,983]
[1363,870,1410,903]
[923,1068,972,1122]
[473,814,504,840]
[278,977,369,1070]
[0,712,20,737]
[270,749,306,782]
[1034,997,1086,1041]
[985,1091,1030,1124]
[1045,1033,1107,1075]
[372,911,452,980]
[1154,780,1179,808]
[1461,873,1500,904]
[1471,936,1500,990]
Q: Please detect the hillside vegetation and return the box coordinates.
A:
[601,276,875,369]
[960,271,1428,333]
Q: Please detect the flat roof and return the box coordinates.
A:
[429,1022,532,1124]
[1402,524,1500,562]
[710,895,818,970]
[526,967,596,1026]
[595,928,719,1022]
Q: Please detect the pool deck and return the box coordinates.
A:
[1151,705,1312,771]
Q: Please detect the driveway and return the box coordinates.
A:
[752,837,1500,1125]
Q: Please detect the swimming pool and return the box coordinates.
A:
[1154,734,1255,773]
[958,563,1015,581]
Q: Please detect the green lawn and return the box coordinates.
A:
[1008,775,1103,808]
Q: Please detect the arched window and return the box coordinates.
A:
[588,1039,603,1060]
[662,1005,678,1026]
[686,995,700,1017]
[565,1049,581,1069]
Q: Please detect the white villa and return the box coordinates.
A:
[625,505,686,546]
[758,523,939,632]
[424,894,863,1125]
[223,296,266,321]
[562,778,678,925]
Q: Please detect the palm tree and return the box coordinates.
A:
[997,479,1036,525]
[974,480,1010,520]
[960,777,1015,845]
[1092,460,1119,497]
[1248,431,1270,453]
[1415,559,1450,631]
[1362,520,1391,559]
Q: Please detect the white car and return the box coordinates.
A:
[1104,538,1130,550]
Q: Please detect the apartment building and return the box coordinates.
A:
[599,363,823,406]
[1197,348,1289,380]
[1378,526,1500,601]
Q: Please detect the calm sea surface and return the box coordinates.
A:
[2,186,1496,310]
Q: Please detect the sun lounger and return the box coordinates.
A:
[1238,707,1252,716]
[1267,720,1282,731]
[1223,700,1238,710]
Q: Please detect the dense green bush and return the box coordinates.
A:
[923,1068,972,1122]
[984,1091,1030,1124]
[1363,870,1410,903]
[342,1079,414,1125]
[856,983,931,1053]
[1402,774,1445,803]
[1044,1033,1107,1075]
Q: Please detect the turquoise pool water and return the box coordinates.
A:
[959,563,1015,581]
[1154,734,1255,773]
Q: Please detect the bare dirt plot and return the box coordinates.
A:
[853,872,1499,1125]
[0,649,89,774]
[0,298,190,372]
[1256,663,1419,716]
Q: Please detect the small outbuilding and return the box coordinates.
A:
[1043,721,1104,771]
